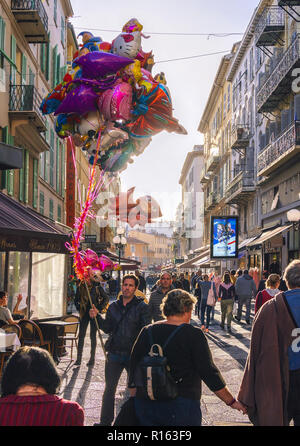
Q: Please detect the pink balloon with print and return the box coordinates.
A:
[98,81,132,121]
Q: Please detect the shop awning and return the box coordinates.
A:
[238,237,258,250]
[178,249,210,269]
[0,192,70,253]
[0,143,23,170]
[247,224,293,247]
[193,255,211,267]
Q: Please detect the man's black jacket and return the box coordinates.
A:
[96,295,151,355]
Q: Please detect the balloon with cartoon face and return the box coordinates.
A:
[112,31,141,59]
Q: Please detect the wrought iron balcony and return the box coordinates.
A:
[225,168,255,206]
[231,124,251,152]
[278,1,300,6]
[9,85,47,133]
[257,121,300,177]
[206,154,221,173]
[11,0,49,44]
[255,6,285,47]
[205,192,218,211]
[257,35,300,113]
[200,167,210,185]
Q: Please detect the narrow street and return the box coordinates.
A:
[56,299,253,426]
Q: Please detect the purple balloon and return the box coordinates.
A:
[54,84,98,116]
[74,52,134,79]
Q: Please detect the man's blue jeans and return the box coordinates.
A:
[134,396,202,426]
[200,298,212,328]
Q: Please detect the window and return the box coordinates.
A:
[40,191,45,215]
[49,129,54,187]
[61,16,65,46]
[49,198,54,220]
[57,204,62,222]
[33,159,38,209]
[54,0,57,26]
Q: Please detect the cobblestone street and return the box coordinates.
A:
[56,299,254,426]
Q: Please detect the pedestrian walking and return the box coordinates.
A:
[135,270,146,294]
[254,273,280,314]
[172,273,183,289]
[238,260,300,426]
[0,347,84,426]
[218,272,235,333]
[234,269,257,324]
[230,270,237,285]
[180,272,190,292]
[89,274,151,426]
[199,274,217,333]
[257,271,268,292]
[128,289,247,426]
[108,276,118,300]
[74,276,109,366]
[192,270,203,317]
[148,272,173,322]
[211,271,221,322]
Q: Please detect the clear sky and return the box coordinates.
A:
[69,0,260,222]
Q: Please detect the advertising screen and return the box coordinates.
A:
[210,216,239,259]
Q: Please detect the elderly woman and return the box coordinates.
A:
[0,347,84,426]
[128,289,246,426]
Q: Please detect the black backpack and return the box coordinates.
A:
[135,324,185,401]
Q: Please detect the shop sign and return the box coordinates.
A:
[0,234,69,254]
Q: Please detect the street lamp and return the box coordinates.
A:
[113,226,127,293]
[287,209,300,231]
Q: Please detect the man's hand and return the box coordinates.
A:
[89,304,99,319]
[231,400,248,414]
[17,294,23,303]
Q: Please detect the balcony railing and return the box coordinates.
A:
[257,121,300,177]
[9,85,47,132]
[256,34,300,113]
[231,124,251,151]
[11,0,48,43]
[205,192,218,211]
[255,6,285,47]
[225,169,255,205]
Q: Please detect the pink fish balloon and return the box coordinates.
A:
[98,81,133,121]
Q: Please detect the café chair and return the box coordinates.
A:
[57,315,80,361]
[0,324,22,378]
[18,319,52,354]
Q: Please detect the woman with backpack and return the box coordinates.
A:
[128,289,247,426]
[254,273,281,314]
[218,272,235,333]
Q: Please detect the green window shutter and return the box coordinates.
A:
[21,54,27,85]
[1,128,8,191]
[39,191,44,215]
[11,35,16,84]
[49,199,54,220]
[54,0,57,25]
[61,16,65,46]
[56,137,60,194]
[0,17,6,51]
[61,143,65,197]
[19,150,25,202]
[49,129,54,187]
[45,32,50,81]
[56,53,60,85]
[57,204,61,223]
[40,43,45,74]
[28,67,35,86]
[39,152,45,179]
[24,150,29,204]
[33,159,38,209]
[52,45,57,88]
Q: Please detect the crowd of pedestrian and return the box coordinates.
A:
[0,260,300,427]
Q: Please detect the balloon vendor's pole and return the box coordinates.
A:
[84,280,107,361]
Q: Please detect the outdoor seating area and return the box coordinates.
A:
[0,315,80,378]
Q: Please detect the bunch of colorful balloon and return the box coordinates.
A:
[40,18,187,174]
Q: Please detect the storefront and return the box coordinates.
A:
[0,192,70,320]
[288,226,300,263]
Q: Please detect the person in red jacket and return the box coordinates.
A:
[255,273,281,314]
[0,346,84,426]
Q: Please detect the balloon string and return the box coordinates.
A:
[70,136,82,206]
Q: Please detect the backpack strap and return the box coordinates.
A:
[146,323,186,353]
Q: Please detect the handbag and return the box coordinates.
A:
[207,282,216,306]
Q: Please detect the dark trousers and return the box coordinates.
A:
[76,311,97,361]
[200,299,212,328]
[100,352,130,425]
[288,369,300,426]
[134,396,202,426]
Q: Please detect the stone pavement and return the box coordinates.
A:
[56,299,254,426]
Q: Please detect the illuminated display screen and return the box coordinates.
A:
[210,216,239,259]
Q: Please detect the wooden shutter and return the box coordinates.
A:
[39,191,44,215]
[11,35,16,85]
[24,150,29,204]
[0,16,6,51]
[49,199,54,220]
[61,143,65,197]
[52,45,57,88]
[50,128,54,187]
[21,54,27,85]
[56,137,60,194]
[33,159,38,209]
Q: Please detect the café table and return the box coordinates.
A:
[38,320,79,362]
[0,331,21,352]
